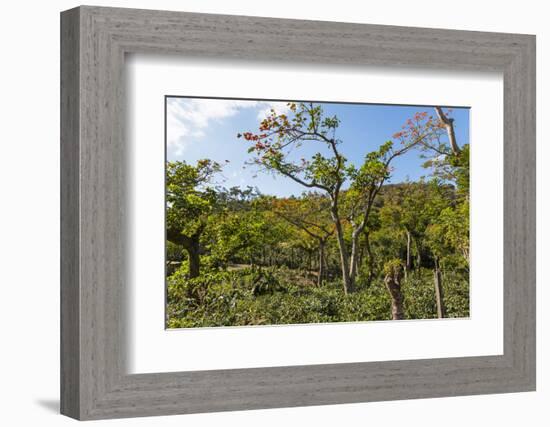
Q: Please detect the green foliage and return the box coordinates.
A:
[166,265,469,327]
[166,265,392,327]
[383,258,403,276]
[166,159,222,237]
[425,200,469,267]
[401,269,469,319]
[166,103,470,326]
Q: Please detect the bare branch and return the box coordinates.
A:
[277,167,331,193]
[435,106,460,155]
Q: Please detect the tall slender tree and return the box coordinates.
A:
[240,103,430,293]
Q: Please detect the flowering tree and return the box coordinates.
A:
[391,107,468,318]
[239,102,430,293]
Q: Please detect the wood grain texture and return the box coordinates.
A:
[60,7,80,419]
[60,5,536,420]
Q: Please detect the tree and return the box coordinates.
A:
[209,202,284,267]
[239,102,354,291]
[240,103,430,293]
[344,140,423,285]
[383,259,405,320]
[396,107,470,318]
[166,159,222,278]
[270,192,334,286]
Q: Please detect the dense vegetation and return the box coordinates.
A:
[166,103,469,328]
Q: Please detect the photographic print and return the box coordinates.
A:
[165,97,470,328]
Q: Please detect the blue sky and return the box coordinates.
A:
[166,97,469,197]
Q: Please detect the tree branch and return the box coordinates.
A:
[435,106,460,155]
[277,167,331,193]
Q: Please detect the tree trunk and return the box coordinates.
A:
[433,257,446,318]
[364,232,375,286]
[412,235,422,268]
[317,241,325,287]
[330,206,353,294]
[384,270,404,320]
[349,228,361,285]
[186,238,200,279]
[323,250,329,280]
[166,227,202,279]
[406,230,412,271]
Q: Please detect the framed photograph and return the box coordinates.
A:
[61,6,536,420]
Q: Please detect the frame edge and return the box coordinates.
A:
[61,5,537,420]
[60,6,82,420]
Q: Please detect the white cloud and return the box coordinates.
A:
[256,101,291,121]
[166,98,292,155]
[167,98,257,154]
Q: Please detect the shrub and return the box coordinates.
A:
[166,265,469,328]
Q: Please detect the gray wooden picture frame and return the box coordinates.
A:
[60,5,536,421]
